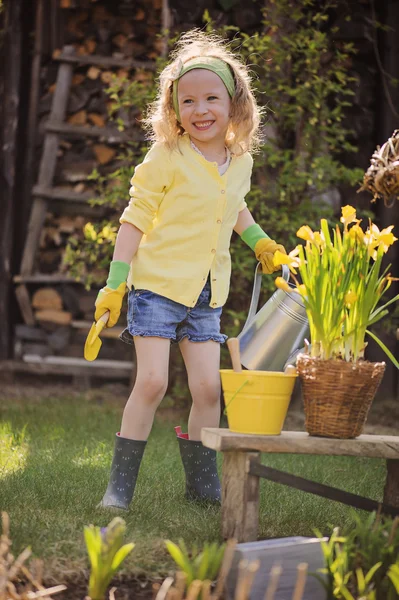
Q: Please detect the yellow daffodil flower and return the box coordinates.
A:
[312,231,325,249]
[275,277,291,292]
[377,225,397,251]
[297,226,325,250]
[297,225,314,241]
[273,248,302,274]
[296,284,306,296]
[340,205,358,228]
[348,224,364,242]
[344,291,358,306]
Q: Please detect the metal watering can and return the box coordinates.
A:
[237,264,309,371]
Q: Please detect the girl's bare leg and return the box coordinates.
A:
[179,338,221,441]
[120,336,171,440]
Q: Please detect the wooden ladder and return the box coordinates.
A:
[12,45,153,381]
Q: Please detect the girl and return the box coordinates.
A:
[95,30,286,510]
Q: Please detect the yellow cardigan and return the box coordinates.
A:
[120,134,253,308]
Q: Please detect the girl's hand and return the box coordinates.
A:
[94,283,127,328]
[254,238,287,274]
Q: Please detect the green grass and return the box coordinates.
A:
[0,394,386,579]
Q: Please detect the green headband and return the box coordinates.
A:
[172,57,235,122]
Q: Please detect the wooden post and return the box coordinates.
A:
[0,0,23,359]
[221,451,260,542]
[20,0,44,246]
[383,459,399,508]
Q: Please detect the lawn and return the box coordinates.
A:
[0,391,386,582]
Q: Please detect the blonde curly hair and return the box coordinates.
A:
[142,29,263,156]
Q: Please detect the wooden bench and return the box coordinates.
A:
[201,428,399,543]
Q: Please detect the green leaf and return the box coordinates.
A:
[366,329,399,369]
[195,550,209,581]
[111,543,135,572]
[84,526,100,571]
[388,564,399,592]
[364,561,382,584]
[165,540,194,584]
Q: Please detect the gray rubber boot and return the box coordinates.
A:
[98,433,146,510]
[176,433,221,503]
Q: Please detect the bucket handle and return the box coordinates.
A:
[241,263,290,333]
[223,379,250,415]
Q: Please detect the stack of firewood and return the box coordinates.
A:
[34,0,161,281]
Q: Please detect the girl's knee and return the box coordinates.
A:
[190,378,220,405]
[135,372,168,403]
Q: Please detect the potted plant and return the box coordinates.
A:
[273,205,399,438]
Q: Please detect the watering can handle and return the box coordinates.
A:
[241,263,290,333]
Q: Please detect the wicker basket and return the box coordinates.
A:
[297,355,386,439]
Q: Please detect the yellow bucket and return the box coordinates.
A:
[220,369,297,435]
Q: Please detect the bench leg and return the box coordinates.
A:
[221,451,260,543]
[384,459,399,508]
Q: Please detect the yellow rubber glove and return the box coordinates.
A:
[94,282,127,328]
[254,238,287,274]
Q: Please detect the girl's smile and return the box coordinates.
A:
[177,69,231,160]
[193,120,214,131]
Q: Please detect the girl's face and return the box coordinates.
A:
[177,69,231,150]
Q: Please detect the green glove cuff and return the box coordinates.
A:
[106,260,130,290]
[240,224,270,251]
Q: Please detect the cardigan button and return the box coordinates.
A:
[217,219,222,224]
[221,190,225,194]
[211,249,216,253]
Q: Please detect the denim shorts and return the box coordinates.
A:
[120,279,227,345]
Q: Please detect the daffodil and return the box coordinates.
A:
[344,291,358,306]
[340,205,358,228]
[289,209,399,365]
[273,247,302,274]
[312,231,325,249]
[296,226,325,249]
[296,284,306,297]
[348,224,364,243]
[297,225,314,241]
[275,277,291,292]
[367,224,398,254]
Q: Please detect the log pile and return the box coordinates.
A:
[32,0,163,279]
[13,0,164,372]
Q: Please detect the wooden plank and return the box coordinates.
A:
[32,185,93,203]
[201,428,399,460]
[22,355,132,369]
[45,121,142,144]
[384,459,399,508]
[0,0,23,357]
[54,51,156,71]
[15,285,35,326]
[15,325,47,343]
[14,274,76,283]
[20,45,75,276]
[0,358,132,380]
[221,451,260,542]
[248,460,399,518]
[30,186,106,217]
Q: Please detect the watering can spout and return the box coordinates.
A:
[237,264,309,372]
